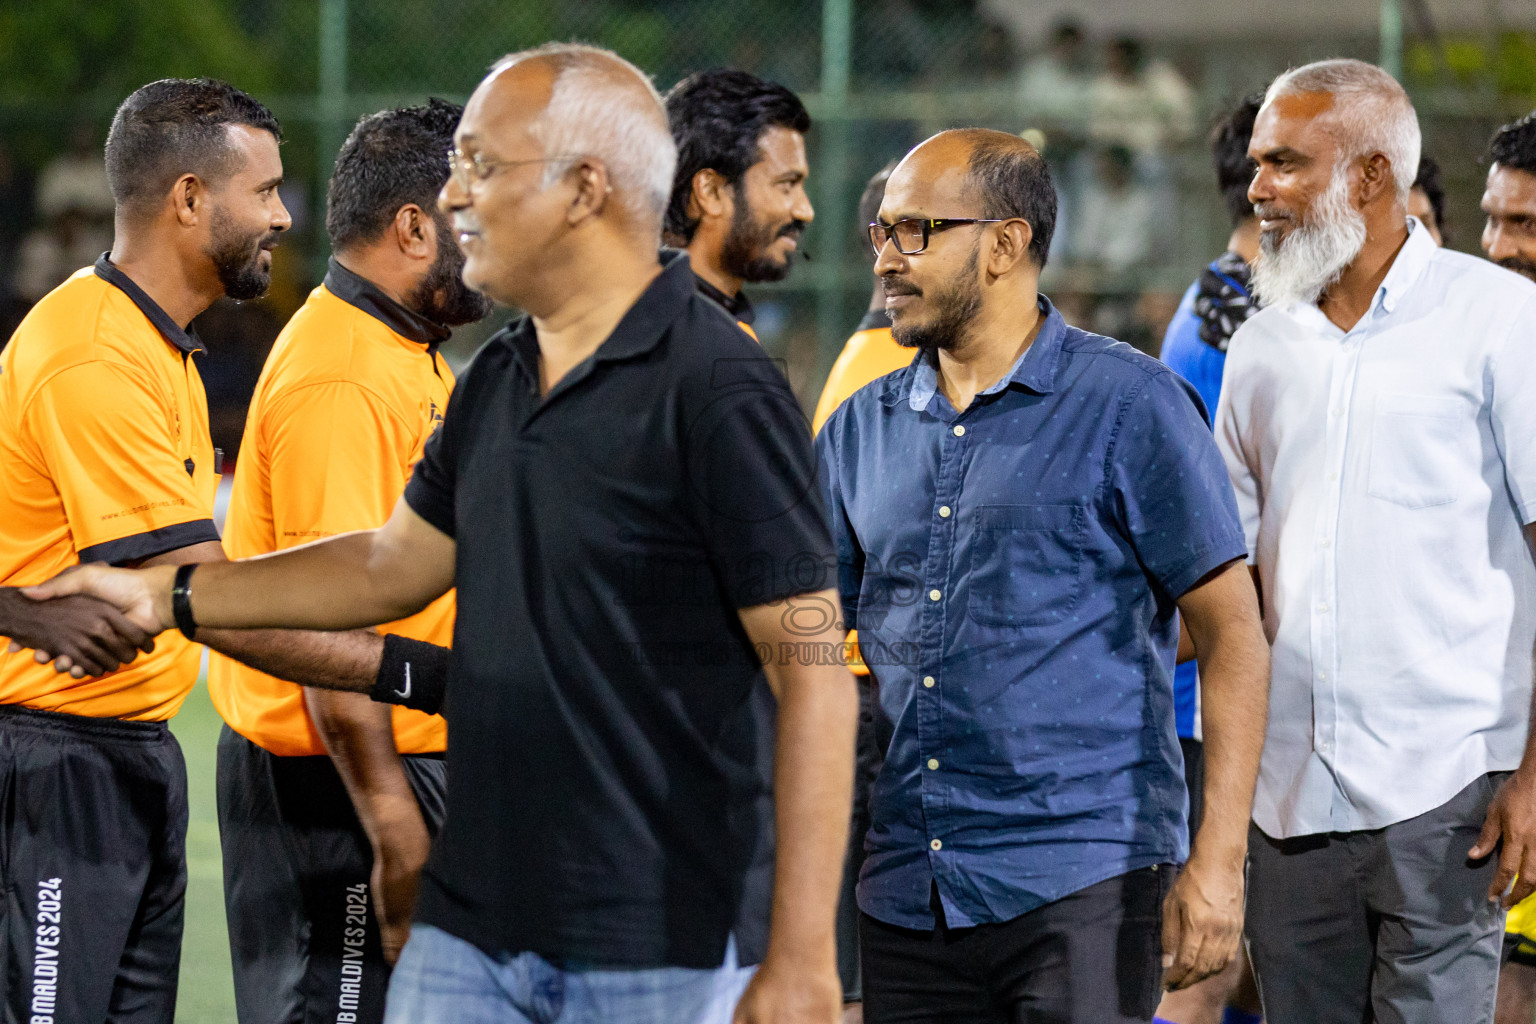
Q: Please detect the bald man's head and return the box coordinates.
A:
[892,129,1058,267]
[486,43,676,229]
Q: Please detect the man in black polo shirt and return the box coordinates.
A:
[31,43,858,1024]
[664,69,814,338]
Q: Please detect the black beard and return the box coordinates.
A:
[409,223,494,327]
[1497,255,1536,284]
[207,211,276,301]
[889,246,982,353]
[719,187,805,284]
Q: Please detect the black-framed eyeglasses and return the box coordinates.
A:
[868,218,1005,256]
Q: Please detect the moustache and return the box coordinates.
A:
[883,278,921,298]
[258,232,283,252]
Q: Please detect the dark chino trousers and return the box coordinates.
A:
[861,866,1172,1024]
[1246,771,1506,1024]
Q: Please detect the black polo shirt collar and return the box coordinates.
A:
[324,256,452,350]
[93,253,205,355]
[691,269,755,326]
[505,250,696,409]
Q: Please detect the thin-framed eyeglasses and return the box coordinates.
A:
[868,218,1006,256]
[445,147,583,190]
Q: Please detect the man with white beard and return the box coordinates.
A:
[1216,59,1536,1023]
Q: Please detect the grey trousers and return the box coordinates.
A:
[1246,771,1508,1024]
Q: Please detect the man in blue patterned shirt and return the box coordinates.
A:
[817,128,1272,1024]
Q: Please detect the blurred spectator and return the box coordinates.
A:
[1070,144,1156,274]
[1088,36,1195,156]
[35,122,113,221]
[1016,19,1091,126]
[16,123,115,304]
[13,209,113,303]
[1410,154,1446,246]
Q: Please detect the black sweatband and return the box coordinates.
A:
[171,563,198,641]
[370,634,450,715]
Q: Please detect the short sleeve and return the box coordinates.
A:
[1491,293,1536,524]
[264,382,413,546]
[684,360,835,609]
[402,373,468,540]
[1110,369,1249,598]
[26,360,219,564]
[814,412,864,630]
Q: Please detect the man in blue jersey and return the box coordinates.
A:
[1155,94,1265,1024]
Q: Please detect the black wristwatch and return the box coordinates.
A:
[171,563,199,641]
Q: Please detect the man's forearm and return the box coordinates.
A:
[764,660,860,967]
[201,627,383,694]
[303,687,427,845]
[1190,624,1270,860]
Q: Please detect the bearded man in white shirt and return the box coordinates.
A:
[1217,58,1536,1023]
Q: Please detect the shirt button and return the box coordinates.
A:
[1317,602,1329,613]
[1321,538,1332,549]
[922,676,935,688]
[930,838,943,851]
[952,425,965,437]
[927,758,939,770]
[939,506,952,518]
[1318,671,1329,682]
[1329,472,1340,482]
[929,589,942,602]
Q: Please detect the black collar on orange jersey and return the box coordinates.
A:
[324,256,452,350]
[93,253,206,355]
[691,271,755,326]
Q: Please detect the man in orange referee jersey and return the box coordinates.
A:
[210,100,488,1024]
[0,79,424,1021]
[663,69,814,338]
[812,161,910,433]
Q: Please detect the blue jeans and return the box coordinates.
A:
[383,924,757,1024]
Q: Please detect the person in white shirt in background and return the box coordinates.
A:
[1217,58,1536,1024]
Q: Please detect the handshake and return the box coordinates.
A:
[0,565,167,679]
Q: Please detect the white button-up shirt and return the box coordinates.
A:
[1216,221,1536,839]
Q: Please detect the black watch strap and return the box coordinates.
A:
[171,563,198,641]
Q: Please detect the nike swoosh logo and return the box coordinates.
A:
[394,662,412,700]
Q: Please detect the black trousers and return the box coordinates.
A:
[837,673,887,1002]
[0,704,188,1023]
[861,866,1172,1024]
[217,725,447,1024]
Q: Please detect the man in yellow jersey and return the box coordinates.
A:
[662,69,814,338]
[812,161,910,433]
[210,100,489,1024]
[0,78,300,1021]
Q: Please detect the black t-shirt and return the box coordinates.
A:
[402,251,833,969]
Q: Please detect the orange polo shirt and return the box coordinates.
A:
[811,309,910,433]
[207,259,455,757]
[811,309,912,674]
[0,257,221,720]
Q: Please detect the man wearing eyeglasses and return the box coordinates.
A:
[663,69,814,339]
[816,128,1271,1023]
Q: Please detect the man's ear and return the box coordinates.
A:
[687,168,732,225]
[985,219,1035,278]
[1358,152,1395,207]
[170,174,205,228]
[393,204,433,260]
[567,158,612,226]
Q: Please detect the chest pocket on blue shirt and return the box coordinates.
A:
[967,504,1089,628]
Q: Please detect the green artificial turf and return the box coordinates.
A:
[168,676,237,1023]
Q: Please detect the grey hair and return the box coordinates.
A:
[494,43,677,230]
[1265,58,1421,204]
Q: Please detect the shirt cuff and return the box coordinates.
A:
[78,519,221,566]
[1159,535,1251,599]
